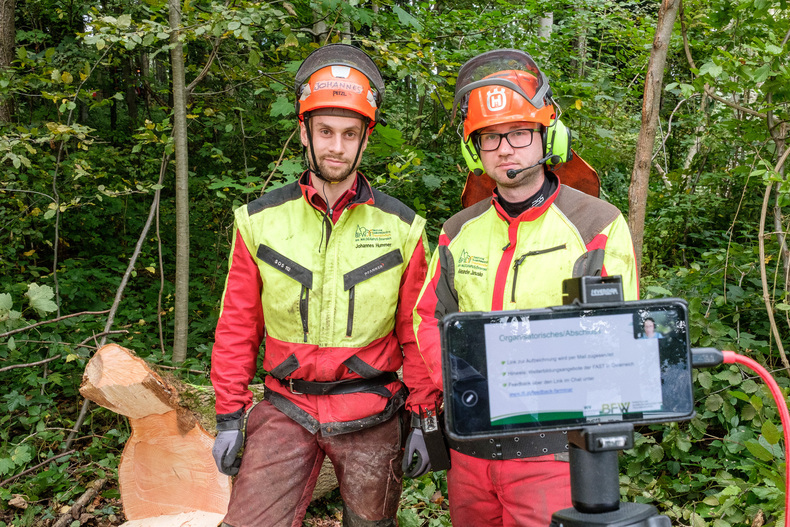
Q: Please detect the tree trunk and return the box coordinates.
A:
[80,343,339,526]
[0,0,15,122]
[80,343,230,525]
[627,0,680,269]
[538,13,553,41]
[169,0,190,363]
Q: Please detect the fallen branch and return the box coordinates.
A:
[51,478,108,527]
[0,310,111,339]
[0,355,61,373]
[0,449,75,488]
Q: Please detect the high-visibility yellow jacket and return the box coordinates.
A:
[211,172,437,435]
[414,180,639,399]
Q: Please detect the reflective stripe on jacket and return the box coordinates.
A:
[211,173,438,434]
[414,181,639,392]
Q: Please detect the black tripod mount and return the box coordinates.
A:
[549,423,671,527]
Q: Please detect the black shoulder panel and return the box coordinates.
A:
[443,198,493,242]
[370,188,417,225]
[554,185,620,246]
[247,181,302,216]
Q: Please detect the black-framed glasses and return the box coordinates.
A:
[475,128,541,151]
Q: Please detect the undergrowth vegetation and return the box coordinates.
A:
[1,0,789,525]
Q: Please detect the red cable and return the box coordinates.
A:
[722,351,790,525]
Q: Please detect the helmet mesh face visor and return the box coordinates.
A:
[452,49,551,125]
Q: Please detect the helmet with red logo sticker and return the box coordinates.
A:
[295,44,384,127]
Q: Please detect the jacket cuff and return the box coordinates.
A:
[216,408,245,430]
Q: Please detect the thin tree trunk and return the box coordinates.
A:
[0,0,16,122]
[627,0,680,269]
[539,13,553,42]
[169,0,190,363]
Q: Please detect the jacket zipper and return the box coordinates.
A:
[510,244,567,303]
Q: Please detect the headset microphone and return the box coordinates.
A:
[506,153,561,179]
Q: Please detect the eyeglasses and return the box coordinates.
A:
[475,128,541,151]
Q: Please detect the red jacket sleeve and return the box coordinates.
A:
[210,227,265,415]
[398,234,443,414]
[413,234,456,392]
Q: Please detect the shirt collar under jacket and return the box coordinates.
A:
[492,171,561,223]
[298,171,375,224]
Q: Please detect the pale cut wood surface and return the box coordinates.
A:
[80,344,231,523]
[80,343,339,526]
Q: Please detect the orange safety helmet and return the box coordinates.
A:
[452,49,555,141]
[295,43,384,130]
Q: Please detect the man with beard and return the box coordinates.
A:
[210,43,438,527]
[409,49,639,526]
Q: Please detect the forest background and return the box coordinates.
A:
[0,0,789,525]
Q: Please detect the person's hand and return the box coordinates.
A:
[212,424,244,476]
[402,428,431,478]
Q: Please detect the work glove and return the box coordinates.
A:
[402,428,431,478]
[212,414,244,476]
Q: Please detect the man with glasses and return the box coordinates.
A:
[408,49,638,526]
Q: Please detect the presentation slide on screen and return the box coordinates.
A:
[484,313,663,425]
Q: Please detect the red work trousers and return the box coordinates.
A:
[447,450,572,527]
[223,400,405,527]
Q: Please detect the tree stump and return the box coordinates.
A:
[80,343,339,527]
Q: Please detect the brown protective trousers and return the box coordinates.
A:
[222,400,405,527]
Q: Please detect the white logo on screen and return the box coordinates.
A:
[486,88,506,111]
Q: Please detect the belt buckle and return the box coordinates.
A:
[289,379,303,395]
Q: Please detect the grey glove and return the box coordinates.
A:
[212,417,244,476]
[402,428,431,478]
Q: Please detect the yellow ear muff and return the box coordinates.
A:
[544,118,572,165]
[462,136,485,176]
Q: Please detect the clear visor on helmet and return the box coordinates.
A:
[295,43,385,105]
[451,49,551,123]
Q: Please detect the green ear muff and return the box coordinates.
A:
[544,118,572,165]
[462,136,485,176]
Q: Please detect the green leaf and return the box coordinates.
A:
[705,393,723,412]
[0,293,12,312]
[422,174,441,189]
[761,420,781,445]
[699,62,723,78]
[646,285,672,296]
[745,439,774,461]
[393,6,424,31]
[26,283,58,316]
[397,507,421,527]
[228,21,241,30]
[118,14,132,26]
[270,96,293,118]
[11,445,33,465]
[7,336,15,351]
[0,457,15,475]
[697,371,712,389]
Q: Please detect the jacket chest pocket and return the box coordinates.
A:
[257,245,313,342]
[342,249,403,337]
[511,244,566,303]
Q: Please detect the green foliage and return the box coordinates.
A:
[2,0,789,523]
[399,472,451,527]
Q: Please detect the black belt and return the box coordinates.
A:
[448,431,569,460]
[275,372,398,397]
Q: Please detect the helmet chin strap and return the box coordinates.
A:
[303,114,370,184]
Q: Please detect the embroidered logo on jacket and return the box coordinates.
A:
[355,225,392,248]
[457,249,488,277]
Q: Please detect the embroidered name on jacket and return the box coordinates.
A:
[457,249,489,277]
[355,224,392,248]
